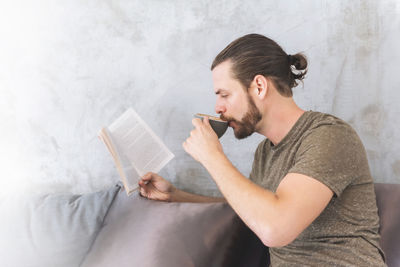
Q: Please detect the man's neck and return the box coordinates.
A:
[257,99,305,146]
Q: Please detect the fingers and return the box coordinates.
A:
[138,180,149,188]
[139,183,167,201]
[141,172,156,182]
[203,116,210,124]
[192,117,212,131]
[139,172,165,190]
[139,185,149,198]
[203,116,213,130]
[138,173,160,200]
[139,185,145,194]
[141,172,152,180]
[138,177,152,197]
[192,118,202,127]
[138,173,152,194]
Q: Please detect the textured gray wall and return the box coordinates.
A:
[0,0,399,196]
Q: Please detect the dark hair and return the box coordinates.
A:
[211,33,307,97]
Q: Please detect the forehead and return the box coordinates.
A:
[212,60,243,93]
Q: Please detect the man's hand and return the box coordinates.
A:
[182,117,225,165]
[138,172,176,202]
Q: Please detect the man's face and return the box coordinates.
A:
[212,61,262,139]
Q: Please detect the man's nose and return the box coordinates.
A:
[215,102,226,114]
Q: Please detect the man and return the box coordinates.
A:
[138,34,386,266]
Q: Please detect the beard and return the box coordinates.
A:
[220,94,262,139]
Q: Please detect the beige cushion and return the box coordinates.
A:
[375,183,400,267]
[81,188,257,267]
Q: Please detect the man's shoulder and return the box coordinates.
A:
[252,111,360,158]
[303,111,357,137]
[299,111,364,155]
[306,111,350,127]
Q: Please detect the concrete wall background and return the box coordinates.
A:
[0,0,399,196]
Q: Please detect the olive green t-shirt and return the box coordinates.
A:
[249,111,386,267]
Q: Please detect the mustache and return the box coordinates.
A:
[220,114,236,123]
[219,114,229,121]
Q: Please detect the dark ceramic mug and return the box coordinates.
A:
[194,113,228,138]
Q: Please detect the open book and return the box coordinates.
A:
[98,108,174,195]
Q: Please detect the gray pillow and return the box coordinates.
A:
[81,188,243,267]
[0,185,119,267]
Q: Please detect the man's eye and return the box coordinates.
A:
[221,95,228,98]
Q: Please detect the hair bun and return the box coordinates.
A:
[288,52,308,89]
[289,53,307,70]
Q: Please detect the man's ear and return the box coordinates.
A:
[251,75,268,99]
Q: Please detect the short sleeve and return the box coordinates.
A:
[288,123,369,197]
[249,139,267,182]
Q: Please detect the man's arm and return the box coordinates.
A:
[171,189,226,203]
[202,152,333,247]
[138,172,226,203]
[183,117,333,247]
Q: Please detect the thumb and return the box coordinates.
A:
[141,172,154,181]
[139,184,149,198]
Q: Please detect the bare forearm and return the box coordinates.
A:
[202,152,279,244]
[170,188,226,203]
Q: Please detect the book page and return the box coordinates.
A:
[99,128,140,195]
[107,108,174,193]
